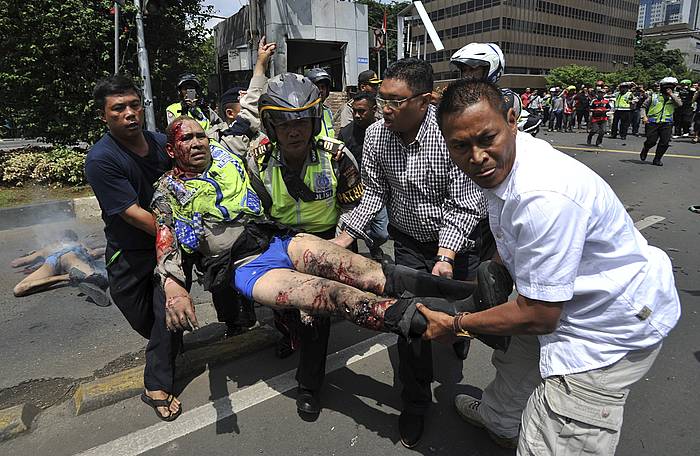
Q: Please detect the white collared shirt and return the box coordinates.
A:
[485,133,680,378]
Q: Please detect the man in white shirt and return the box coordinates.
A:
[417,80,681,454]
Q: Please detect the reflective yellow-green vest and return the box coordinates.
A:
[168,141,262,237]
[258,141,339,233]
[166,103,211,130]
[647,94,675,124]
[615,92,632,110]
[318,106,335,139]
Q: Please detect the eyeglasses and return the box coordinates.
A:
[376,93,426,110]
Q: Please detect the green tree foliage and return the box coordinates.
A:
[634,39,686,75]
[0,0,214,145]
[547,39,700,88]
[545,65,602,89]
[357,0,410,75]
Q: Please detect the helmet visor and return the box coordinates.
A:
[261,97,322,126]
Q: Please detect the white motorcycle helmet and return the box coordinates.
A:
[659,76,678,85]
[450,43,505,83]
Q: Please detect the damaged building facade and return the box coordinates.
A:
[213,0,370,94]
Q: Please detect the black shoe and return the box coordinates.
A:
[77,282,111,307]
[653,158,663,166]
[383,263,475,300]
[399,412,424,448]
[384,261,512,351]
[68,267,109,289]
[453,338,471,360]
[296,388,320,415]
[640,149,648,161]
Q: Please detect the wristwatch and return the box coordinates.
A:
[453,312,474,338]
[435,254,455,266]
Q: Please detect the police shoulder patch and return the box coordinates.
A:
[251,136,272,160]
[316,136,345,160]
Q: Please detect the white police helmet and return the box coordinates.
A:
[450,43,505,83]
[659,76,678,86]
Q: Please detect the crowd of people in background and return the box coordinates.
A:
[519,78,693,165]
[521,79,700,142]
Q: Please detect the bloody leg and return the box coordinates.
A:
[286,233,386,295]
[251,268,394,331]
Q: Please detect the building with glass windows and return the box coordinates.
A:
[402,0,638,88]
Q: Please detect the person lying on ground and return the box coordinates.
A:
[151,117,512,349]
[12,229,110,306]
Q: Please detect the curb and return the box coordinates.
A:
[0,403,39,442]
[73,324,278,416]
[0,195,100,231]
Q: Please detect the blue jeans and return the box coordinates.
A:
[365,206,389,248]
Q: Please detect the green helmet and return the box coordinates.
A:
[680,79,692,85]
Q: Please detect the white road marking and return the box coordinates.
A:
[634,215,666,231]
[75,333,397,456]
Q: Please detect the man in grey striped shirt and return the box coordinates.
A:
[333,58,491,448]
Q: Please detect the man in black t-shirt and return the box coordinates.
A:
[85,75,183,422]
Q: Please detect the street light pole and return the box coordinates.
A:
[134,0,156,131]
[114,3,120,75]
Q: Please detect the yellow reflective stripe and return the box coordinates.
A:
[259,97,322,115]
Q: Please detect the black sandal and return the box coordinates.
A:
[689,205,700,214]
[140,392,182,422]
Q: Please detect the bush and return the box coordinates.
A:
[0,146,86,187]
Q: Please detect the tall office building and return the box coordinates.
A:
[637,0,700,29]
[403,0,638,87]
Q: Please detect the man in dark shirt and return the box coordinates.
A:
[337,93,388,261]
[85,75,182,422]
[338,93,376,167]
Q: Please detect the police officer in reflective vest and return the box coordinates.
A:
[610,82,634,139]
[304,68,335,138]
[246,73,363,416]
[640,77,682,166]
[166,73,222,130]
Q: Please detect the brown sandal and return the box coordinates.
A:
[140,392,182,422]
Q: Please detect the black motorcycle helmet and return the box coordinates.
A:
[176,73,202,90]
[258,73,322,142]
[304,67,332,86]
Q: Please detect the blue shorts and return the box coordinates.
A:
[45,245,92,271]
[234,236,293,300]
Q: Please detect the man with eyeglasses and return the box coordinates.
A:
[333,58,487,448]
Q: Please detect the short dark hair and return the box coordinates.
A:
[436,80,507,127]
[352,92,376,106]
[93,74,140,112]
[383,58,433,95]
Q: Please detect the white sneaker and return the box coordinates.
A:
[672,135,680,139]
[682,133,690,137]
[454,394,519,449]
